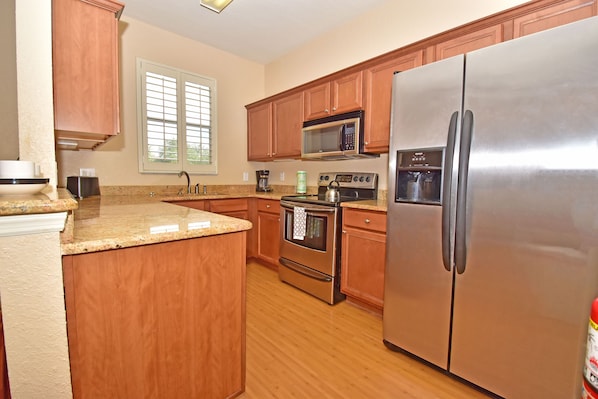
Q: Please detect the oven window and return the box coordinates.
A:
[284,211,328,251]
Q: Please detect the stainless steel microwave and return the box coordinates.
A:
[301,110,378,160]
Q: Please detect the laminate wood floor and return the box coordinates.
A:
[240,261,489,399]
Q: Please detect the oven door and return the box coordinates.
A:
[279,200,338,276]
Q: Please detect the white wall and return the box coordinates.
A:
[58,16,265,187]
[0,0,72,397]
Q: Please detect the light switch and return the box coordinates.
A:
[243,172,249,181]
[280,172,285,181]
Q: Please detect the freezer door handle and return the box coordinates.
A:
[442,111,459,272]
[455,110,474,274]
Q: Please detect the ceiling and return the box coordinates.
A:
[121,0,390,64]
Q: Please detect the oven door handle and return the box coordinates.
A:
[280,200,337,213]
[279,258,333,282]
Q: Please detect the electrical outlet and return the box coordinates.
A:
[80,168,96,177]
[280,172,285,181]
[243,172,249,181]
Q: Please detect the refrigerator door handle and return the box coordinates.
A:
[455,110,474,274]
[441,111,459,271]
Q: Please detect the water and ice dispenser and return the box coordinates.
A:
[395,148,444,205]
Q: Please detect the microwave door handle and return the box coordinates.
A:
[339,125,345,151]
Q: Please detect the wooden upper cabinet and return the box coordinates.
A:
[52,0,124,150]
[246,0,597,157]
[247,92,303,161]
[304,71,363,120]
[512,0,597,38]
[247,102,272,161]
[433,24,504,61]
[363,50,424,153]
[272,92,303,159]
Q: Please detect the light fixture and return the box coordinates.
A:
[200,0,233,13]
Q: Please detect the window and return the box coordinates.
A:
[137,59,218,174]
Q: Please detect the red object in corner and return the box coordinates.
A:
[583,299,598,399]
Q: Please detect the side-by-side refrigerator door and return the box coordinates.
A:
[449,17,598,398]
[383,55,464,369]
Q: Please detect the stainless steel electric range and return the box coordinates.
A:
[279,172,378,304]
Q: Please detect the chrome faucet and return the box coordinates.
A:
[178,170,191,194]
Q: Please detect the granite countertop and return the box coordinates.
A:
[0,187,78,216]
[1,184,385,256]
[341,198,387,212]
[60,195,254,255]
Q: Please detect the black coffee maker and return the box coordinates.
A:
[256,170,273,192]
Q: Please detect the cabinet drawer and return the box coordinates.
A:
[208,199,248,213]
[343,208,386,233]
[257,199,280,214]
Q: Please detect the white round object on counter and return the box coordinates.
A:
[0,160,36,178]
[0,178,49,195]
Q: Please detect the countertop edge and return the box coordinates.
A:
[0,188,78,216]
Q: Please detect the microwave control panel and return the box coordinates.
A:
[342,124,356,151]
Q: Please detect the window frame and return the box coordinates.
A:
[136,58,218,175]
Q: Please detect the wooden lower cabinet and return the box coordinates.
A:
[62,232,246,399]
[207,199,253,257]
[341,208,387,312]
[255,199,280,268]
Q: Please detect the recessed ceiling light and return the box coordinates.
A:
[200,0,233,13]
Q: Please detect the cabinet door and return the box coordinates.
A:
[247,102,272,161]
[304,72,363,120]
[208,199,249,214]
[257,211,280,266]
[363,51,424,153]
[303,82,331,120]
[434,24,504,61]
[52,0,123,144]
[62,235,245,399]
[512,0,597,38]
[273,92,303,159]
[341,226,386,309]
[332,71,363,115]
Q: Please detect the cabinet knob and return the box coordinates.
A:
[325,108,330,114]
[364,219,371,224]
[266,204,271,208]
[342,230,347,234]
[332,107,337,111]
[272,152,276,156]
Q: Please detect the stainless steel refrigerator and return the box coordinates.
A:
[384,16,598,399]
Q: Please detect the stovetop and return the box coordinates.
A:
[281,172,378,207]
